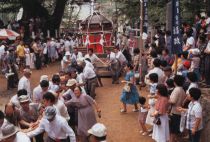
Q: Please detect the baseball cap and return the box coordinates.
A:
[88,123,107,137]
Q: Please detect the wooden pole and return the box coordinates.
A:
[139,0,144,88]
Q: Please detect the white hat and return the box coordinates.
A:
[65,51,71,56]
[40,75,49,82]
[44,106,56,120]
[88,123,107,137]
[190,48,200,55]
[0,124,19,140]
[66,79,77,87]
[18,95,30,103]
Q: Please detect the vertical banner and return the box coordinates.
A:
[171,0,182,54]
[143,0,148,33]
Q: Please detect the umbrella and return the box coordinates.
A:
[0,29,20,40]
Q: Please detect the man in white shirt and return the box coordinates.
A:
[26,106,76,142]
[0,124,31,142]
[114,47,127,65]
[84,48,105,65]
[82,61,97,99]
[145,58,164,84]
[106,49,121,84]
[33,80,49,103]
[10,89,28,108]
[204,27,210,85]
[183,30,195,51]
[71,48,83,62]
[18,68,32,98]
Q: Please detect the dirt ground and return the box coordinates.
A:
[0,63,154,142]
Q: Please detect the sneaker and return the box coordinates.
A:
[139,130,143,134]
[132,109,139,112]
[120,109,127,113]
[142,132,148,136]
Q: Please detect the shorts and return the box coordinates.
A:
[169,113,181,134]
[138,111,148,124]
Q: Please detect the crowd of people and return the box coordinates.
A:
[0,10,210,142]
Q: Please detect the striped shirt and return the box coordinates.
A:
[186,101,203,130]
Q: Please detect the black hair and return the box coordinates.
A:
[187,72,198,82]
[17,89,27,97]
[85,58,91,63]
[133,48,140,54]
[75,86,82,92]
[88,48,93,53]
[52,74,61,84]
[156,84,168,97]
[153,58,161,67]
[139,96,146,105]
[150,50,157,58]
[40,80,49,88]
[162,48,169,54]
[149,73,158,83]
[95,136,107,141]
[166,79,175,88]
[189,88,201,100]
[0,110,4,119]
[174,75,185,86]
[182,51,189,59]
[126,63,134,70]
[43,92,56,103]
[160,60,168,67]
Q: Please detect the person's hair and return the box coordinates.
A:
[162,48,169,54]
[52,74,61,84]
[182,51,189,59]
[126,63,134,70]
[0,110,4,119]
[85,58,91,63]
[5,103,15,114]
[17,89,27,97]
[187,72,198,82]
[153,58,161,67]
[139,96,146,105]
[174,75,185,86]
[133,48,140,54]
[74,47,78,51]
[150,50,157,58]
[160,60,168,67]
[88,48,93,53]
[166,30,171,36]
[43,92,56,103]
[40,80,49,88]
[166,79,175,88]
[156,84,168,97]
[149,73,158,83]
[189,88,201,100]
[95,136,107,141]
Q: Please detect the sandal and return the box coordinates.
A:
[142,132,148,136]
[132,109,139,112]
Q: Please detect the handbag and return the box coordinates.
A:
[123,83,131,92]
[153,115,161,125]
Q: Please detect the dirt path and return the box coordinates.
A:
[0,63,154,142]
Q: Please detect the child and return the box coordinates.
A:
[146,73,158,136]
[189,48,201,81]
[138,96,148,135]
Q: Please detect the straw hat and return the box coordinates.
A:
[66,79,77,87]
[0,124,19,140]
[18,95,30,103]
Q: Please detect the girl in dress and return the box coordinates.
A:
[120,63,139,112]
[146,73,158,136]
[138,96,148,135]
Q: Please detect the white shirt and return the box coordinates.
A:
[186,82,198,95]
[84,54,100,63]
[54,100,70,121]
[84,60,94,70]
[107,52,117,64]
[18,76,31,97]
[33,85,47,103]
[146,67,164,83]
[71,52,83,61]
[15,132,31,142]
[186,101,203,130]
[204,41,210,53]
[83,65,96,79]
[0,45,5,59]
[10,95,21,108]
[64,40,71,51]
[27,115,76,142]
[115,51,127,64]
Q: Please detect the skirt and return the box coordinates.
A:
[152,114,170,142]
[146,106,155,125]
[138,111,148,124]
